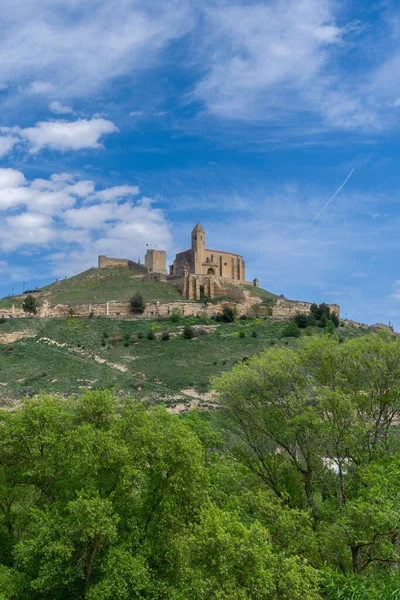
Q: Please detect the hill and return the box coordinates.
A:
[0,313,371,407]
[0,266,278,310]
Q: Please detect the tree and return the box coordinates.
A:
[294,313,308,328]
[213,334,400,575]
[331,311,340,327]
[130,291,145,314]
[22,294,37,315]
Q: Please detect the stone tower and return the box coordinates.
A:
[191,223,205,274]
[144,249,167,275]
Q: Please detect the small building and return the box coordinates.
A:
[170,223,245,281]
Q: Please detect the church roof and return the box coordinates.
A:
[192,222,205,232]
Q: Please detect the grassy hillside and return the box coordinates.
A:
[0,314,371,406]
[0,266,279,309]
[0,267,183,309]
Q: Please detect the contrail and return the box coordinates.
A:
[299,168,354,241]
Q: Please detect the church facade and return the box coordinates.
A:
[169,223,245,281]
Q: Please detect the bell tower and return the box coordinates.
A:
[191,223,205,274]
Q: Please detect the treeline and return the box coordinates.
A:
[1,334,400,598]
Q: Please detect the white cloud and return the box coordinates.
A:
[0,168,26,189]
[0,0,192,100]
[389,281,400,301]
[0,118,118,156]
[192,0,377,130]
[0,135,17,157]
[20,118,118,152]
[94,185,139,202]
[0,167,172,274]
[49,100,74,114]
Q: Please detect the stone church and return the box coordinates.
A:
[169,223,245,281]
[99,223,250,299]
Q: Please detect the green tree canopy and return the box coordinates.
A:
[22,294,37,315]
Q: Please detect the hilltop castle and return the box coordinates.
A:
[99,223,255,300]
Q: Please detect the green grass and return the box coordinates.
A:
[0,315,372,405]
[0,267,183,309]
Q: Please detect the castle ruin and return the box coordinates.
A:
[98,223,256,300]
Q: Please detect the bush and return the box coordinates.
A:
[101,340,106,346]
[137,331,144,340]
[251,330,257,338]
[294,313,308,328]
[169,309,182,323]
[161,331,170,341]
[5,345,14,354]
[147,330,155,340]
[89,311,94,319]
[239,330,246,338]
[112,334,122,345]
[281,322,301,338]
[0,316,6,324]
[124,341,130,347]
[216,307,236,323]
[325,320,335,334]
[183,324,195,339]
[130,291,145,314]
[240,314,248,321]
[269,339,276,345]
[103,331,109,339]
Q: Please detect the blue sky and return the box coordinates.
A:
[1,0,400,327]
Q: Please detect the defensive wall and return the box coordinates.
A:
[98,255,148,273]
[1,296,340,321]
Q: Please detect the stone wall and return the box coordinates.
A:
[98,255,148,273]
[1,296,340,322]
[272,299,340,319]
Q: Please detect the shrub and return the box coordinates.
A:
[103,331,109,339]
[0,317,6,324]
[68,307,75,317]
[124,341,130,347]
[137,331,144,339]
[294,313,308,328]
[130,291,145,314]
[325,320,335,334]
[112,334,122,345]
[240,314,248,320]
[169,309,182,323]
[101,340,106,346]
[5,345,14,354]
[251,330,257,338]
[222,306,236,322]
[269,339,276,345]
[183,324,195,339]
[239,330,246,338]
[161,331,170,341]
[147,330,155,340]
[281,322,301,338]
[89,311,94,319]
